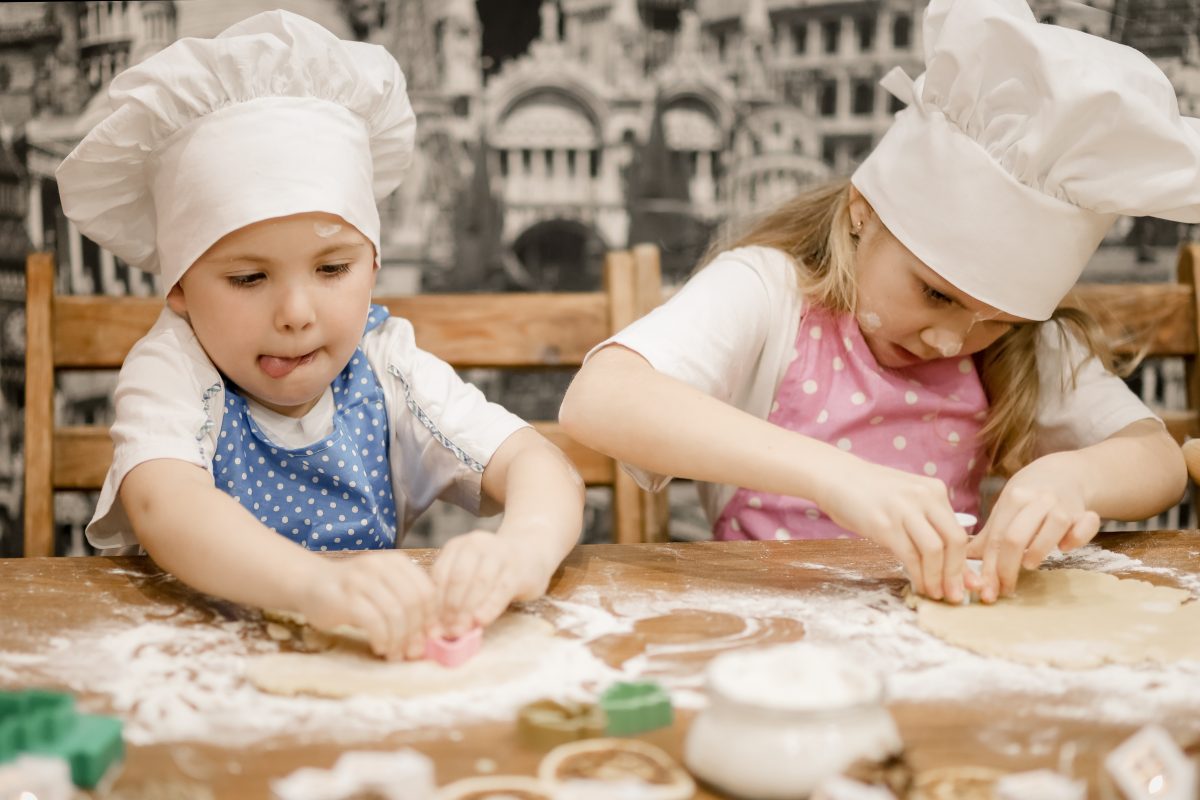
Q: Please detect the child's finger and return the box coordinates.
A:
[457,556,506,633]
[365,575,419,658]
[1021,509,1072,570]
[472,582,516,629]
[889,535,925,596]
[1058,511,1100,552]
[393,578,434,660]
[431,545,465,615]
[345,590,398,659]
[439,546,484,626]
[992,500,1050,597]
[904,518,945,600]
[975,495,1023,603]
[929,507,968,603]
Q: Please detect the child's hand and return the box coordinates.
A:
[819,459,975,602]
[431,530,546,638]
[294,552,436,661]
[967,453,1100,603]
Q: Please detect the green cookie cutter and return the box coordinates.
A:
[599,681,673,736]
[0,689,124,788]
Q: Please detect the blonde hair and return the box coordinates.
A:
[703,179,1114,477]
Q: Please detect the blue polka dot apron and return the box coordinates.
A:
[212,305,397,550]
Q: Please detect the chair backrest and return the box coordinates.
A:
[1059,241,1200,445]
[23,247,667,557]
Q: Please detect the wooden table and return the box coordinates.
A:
[2,534,1198,799]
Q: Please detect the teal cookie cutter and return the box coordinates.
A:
[0,689,124,788]
[599,681,673,736]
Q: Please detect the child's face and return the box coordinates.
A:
[167,212,377,417]
[848,189,1028,369]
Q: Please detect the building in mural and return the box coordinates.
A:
[0,0,1193,551]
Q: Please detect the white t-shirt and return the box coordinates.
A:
[87,307,529,554]
[594,246,1157,524]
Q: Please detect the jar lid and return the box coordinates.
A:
[706,643,885,713]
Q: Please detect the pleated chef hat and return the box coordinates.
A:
[852,0,1200,321]
[56,10,416,293]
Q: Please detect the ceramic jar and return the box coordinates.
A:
[684,644,901,800]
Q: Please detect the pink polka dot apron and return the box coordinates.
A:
[714,305,989,541]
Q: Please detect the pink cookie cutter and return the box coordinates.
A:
[424,627,482,667]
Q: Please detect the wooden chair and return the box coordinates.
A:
[23,248,668,557]
[1060,241,1200,446]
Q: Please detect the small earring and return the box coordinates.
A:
[851,220,863,238]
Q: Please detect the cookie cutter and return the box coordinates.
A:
[0,689,124,789]
[954,513,983,606]
[424,627,483,668]
[599,681,673,736]
[1105,725,1197,800]
[538,737,695,800]
[517,699,608,750]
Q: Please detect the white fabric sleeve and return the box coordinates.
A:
[86,308,224,554]
[1034,322,1159,455]
[584,247,782,492]
[364,317,530,530]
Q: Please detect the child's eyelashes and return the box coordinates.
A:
[224,264,351,288]
[922,283,955,305]
[318,263,352,278]
[227,272,265,288]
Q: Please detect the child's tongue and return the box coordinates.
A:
[259,353,308,379]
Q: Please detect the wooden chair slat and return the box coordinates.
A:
[24,253,56,557]
[1159,409,1198,445]
[52,426,112,489]
[53,293,612,369]
[381,294,609,367]
[53,296,163,368]
[1062,284,1197,357]
[528,423,614,485]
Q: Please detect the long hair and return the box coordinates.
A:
[703,179,1115,476]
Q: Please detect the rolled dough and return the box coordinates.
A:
[247,612,559,697]
[910,568,1200,668]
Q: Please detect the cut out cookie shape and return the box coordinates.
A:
[539,738,695,800]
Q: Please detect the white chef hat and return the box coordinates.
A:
[56,10,416,293]
[852,0,1200,321]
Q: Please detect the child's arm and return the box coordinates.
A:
[431,427,584,636]
[120,459,436,660]
[560,345,977,603]
[968,418,1185,601]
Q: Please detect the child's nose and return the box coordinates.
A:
[919,327,963,357]
[275,286,317,331]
